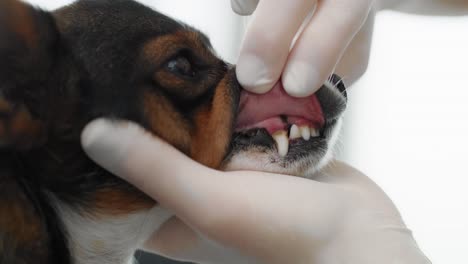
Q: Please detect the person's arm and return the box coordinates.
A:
[82,119,431,264]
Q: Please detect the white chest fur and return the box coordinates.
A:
[54,200,172,264]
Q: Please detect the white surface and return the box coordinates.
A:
[341,11,468,264]
[26,0,243,63]
[138,0,243,63]
[23,1,468,263]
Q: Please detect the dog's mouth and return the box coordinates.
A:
[231,74,346,162]
[235,81,326,157]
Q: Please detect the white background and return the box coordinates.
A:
[341,12,468,264]
[26,1,468,263]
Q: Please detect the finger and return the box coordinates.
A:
[81,119,346,260]
[230,0,259,16]
[81,119,225,221]
[282,0,373,97]
[334,9,375,87]
[236,0,317,94]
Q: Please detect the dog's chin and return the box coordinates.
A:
[222,118,342,177]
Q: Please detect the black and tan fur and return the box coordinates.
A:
[0,1,240,263]
[0,0,350,263]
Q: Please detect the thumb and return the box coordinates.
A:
[80,119,224,221]
[230,0,259,16]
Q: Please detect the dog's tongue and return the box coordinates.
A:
[236,81,324,134]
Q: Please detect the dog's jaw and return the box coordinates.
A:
[223,118,343,177]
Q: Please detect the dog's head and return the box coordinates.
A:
[0,0,346,263]
[0,0,239,166]
[0,0,238,263]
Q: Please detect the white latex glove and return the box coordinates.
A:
[232,0,374,97]
[377,0,468,15]
[82,119,431,264]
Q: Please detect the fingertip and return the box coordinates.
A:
[81,118,145,176]
[230,0,259,16]
[280,0,371,98]
[81,118,114,151]
[236,54,278,94]
[282,62,327,97]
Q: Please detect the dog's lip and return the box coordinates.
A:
[235,81,324,134]
[234,116,319,135]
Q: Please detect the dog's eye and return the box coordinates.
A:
[167,56,194,77]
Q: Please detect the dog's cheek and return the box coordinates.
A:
[190,75,236,168]
[142,90,192,154]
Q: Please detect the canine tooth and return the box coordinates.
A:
[289,124,301,139]
[272,130,289,157]
[310,127,320,137]
[300,126,311,141]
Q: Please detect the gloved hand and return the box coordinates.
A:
[81,119,431,264]
[232,0,374,97]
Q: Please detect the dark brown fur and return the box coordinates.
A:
[0,1,240,263]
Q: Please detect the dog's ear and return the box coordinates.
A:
[0,167,51,264]
[0,0,59,150]
[0,157,71,264]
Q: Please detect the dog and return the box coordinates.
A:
[0,1,347,264]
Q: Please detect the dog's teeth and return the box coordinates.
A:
[289,124,301,139]
[272,130,289,157]
[310,127,320,137]
[300,126,311,141]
